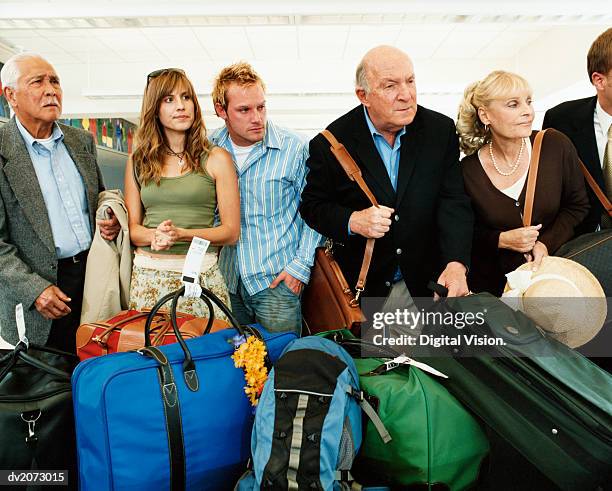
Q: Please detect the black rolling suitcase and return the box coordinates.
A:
[416,292,612,491]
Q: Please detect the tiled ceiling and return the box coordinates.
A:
[0,1,609,133]
[0,24,554,63]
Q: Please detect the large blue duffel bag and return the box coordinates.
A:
[72,287,297,491]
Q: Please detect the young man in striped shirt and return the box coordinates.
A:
[210,62,322,335]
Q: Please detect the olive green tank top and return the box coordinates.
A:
[140,154,218,255]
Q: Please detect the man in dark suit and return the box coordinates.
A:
[300,45,473,303]
[0,53,119,352]
[543,27,612,234]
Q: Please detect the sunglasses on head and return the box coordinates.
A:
[146,68,186,86]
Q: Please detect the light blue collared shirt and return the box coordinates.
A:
[348,108,407,235]
[211,121,323,296]
[363,106,406,191]
[16,118,92,259]
[363,106,406,282]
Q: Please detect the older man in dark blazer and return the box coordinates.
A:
[0,53,119,352]
[543,27,612,234]
[300,45,473,303]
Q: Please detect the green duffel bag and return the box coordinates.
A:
[318,331,489,490]
[354,357,489,489]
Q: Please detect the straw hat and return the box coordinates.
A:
[502,256,607,348]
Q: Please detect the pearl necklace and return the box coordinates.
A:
[489,138,525,176]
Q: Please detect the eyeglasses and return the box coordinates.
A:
[146,68,185,86]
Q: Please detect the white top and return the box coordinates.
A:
[34,134,55,151]
[594,100,612,168]
[501,138,532,200]
[500,168,529,200]
[230,140,256,172]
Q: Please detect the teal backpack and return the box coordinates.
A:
[236,336,389,490]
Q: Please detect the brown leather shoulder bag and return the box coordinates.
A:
[302,129,378,334]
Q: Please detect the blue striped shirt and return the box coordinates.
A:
[211,121,323,296]
[15,118,92,258]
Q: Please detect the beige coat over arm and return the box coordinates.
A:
[80,189,132,323]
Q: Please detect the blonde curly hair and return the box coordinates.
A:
[456,70,532,156]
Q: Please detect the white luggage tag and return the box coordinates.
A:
[181,237,210,298]
[369,355,448,379]
[15,303,29,349]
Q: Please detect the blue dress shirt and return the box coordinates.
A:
[16,118,92,259]
[363,106,406,282]
[363,106,406,191]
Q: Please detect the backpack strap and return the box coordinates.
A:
[347,386,392,444]
[286,394,310,490]
[335,471,363,490]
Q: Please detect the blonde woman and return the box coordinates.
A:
[457,70,589,295]
[125,68,239,318]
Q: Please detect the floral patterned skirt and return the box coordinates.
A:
[129,252,230,322]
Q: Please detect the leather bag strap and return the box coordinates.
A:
[321,130,379,207]
[320,129,378,295]
[140,346,185,491]
[523,130,547,227]
[578,160,612,216]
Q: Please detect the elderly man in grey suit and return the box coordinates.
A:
[0,53,120,353]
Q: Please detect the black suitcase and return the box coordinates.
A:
[0,343,79,490]
[416,293,612,491]
[556,230,612,296]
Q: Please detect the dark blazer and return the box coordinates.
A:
[300,105,473,298]
[543,96,604,234]
[0,117,104,345]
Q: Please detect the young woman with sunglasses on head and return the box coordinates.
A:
[125,68,239,318]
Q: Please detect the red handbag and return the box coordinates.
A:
[76,309,229,361]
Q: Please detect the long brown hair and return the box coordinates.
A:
[133,69,212,185]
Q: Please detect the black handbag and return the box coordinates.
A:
[555,230,612,296]
[554,159,612,296]
[0,342,79,489]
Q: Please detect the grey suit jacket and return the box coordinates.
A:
[0,117,104,346]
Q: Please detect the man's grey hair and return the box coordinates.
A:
[355,59,371,94]
[1,52,47,89]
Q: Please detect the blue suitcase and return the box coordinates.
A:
[72,287,297,490]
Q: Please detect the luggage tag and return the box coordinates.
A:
[15,303,29,349]
[365,355,448,379]
[181,237,210,298]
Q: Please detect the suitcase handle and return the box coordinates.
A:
[143,286,253,391]
[0,342,77,383]
[427,281,449,298]
[143,290,202,391]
